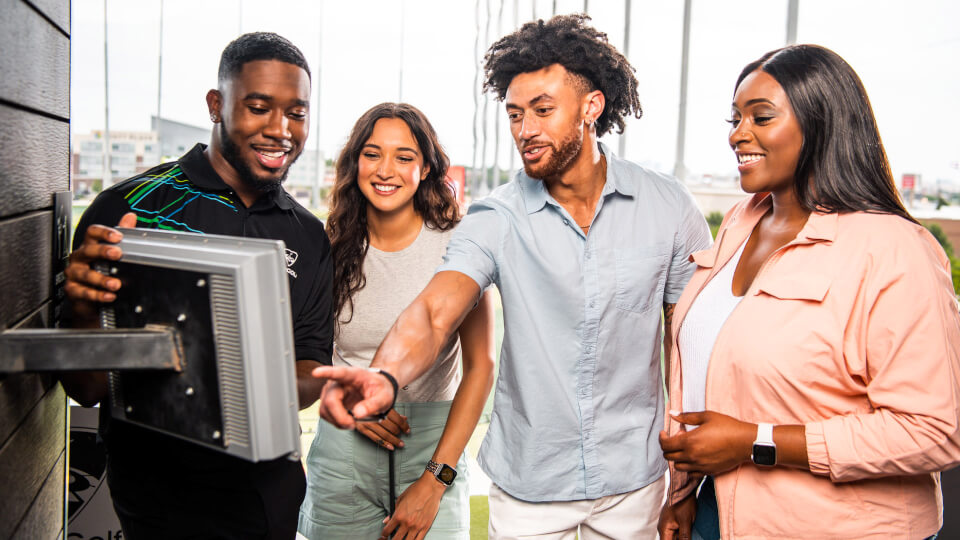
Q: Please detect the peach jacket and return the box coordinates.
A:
[665,194,960,539]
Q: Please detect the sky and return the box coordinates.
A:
[71,0,960,190]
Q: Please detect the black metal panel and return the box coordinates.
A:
[109,263,226,448]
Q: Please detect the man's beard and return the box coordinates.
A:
[522,126,583,181]
[218,123,296,193]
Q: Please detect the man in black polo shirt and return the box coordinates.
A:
[62,33,332,539]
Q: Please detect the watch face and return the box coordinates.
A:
[752,444,776,466]
[438,464,457,485]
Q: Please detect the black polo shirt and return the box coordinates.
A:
[73,143,333,538]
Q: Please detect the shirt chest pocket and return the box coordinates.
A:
[614,245,669,314]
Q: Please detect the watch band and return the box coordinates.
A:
[751,422,777,467]
[755,422,774,445]
[426,459,457,486]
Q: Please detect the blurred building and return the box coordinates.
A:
[72,130,160,196]
[151,116,208,161]
[71,116,334,206]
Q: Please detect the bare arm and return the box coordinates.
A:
[660,411,809,474]
[381,289,496,538]
[429,289,495,466]
[314,270,481,428]
[371,270,481,385]
[662,302,676,388]
[296,359,327,409]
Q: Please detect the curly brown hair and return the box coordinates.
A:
[483,13,641,137]
[326,103,459,327]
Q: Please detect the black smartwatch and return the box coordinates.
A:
[751,423,777,466]
[426,460,457,486]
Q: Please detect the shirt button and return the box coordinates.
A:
[585,252,591,259]
[562,219,569,226]
[589,300,596,308]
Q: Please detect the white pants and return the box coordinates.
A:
[488,475,665,540]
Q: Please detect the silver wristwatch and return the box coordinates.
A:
[425,460,457,486]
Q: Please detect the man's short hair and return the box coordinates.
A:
[483,14,641,137]
[218,32,311,84]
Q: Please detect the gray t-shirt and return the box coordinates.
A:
[334,223,461,402]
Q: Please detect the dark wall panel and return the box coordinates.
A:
[24,0,71,36]
[0,0,70,118]
[0,304,54,446]
[0,212,52,329]
[11,450,65,540]
[0,384,66,539]
[0,103,69,218]
[0,0,69,537]
[942,467,960,538]
[0,373,55,454]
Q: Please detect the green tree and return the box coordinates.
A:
[705,211,724,239]
[925,222,960,294]
[925,223,954,256]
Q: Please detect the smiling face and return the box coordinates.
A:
[357,117,428,218]
[729,69,804,196]
[505,64,592,181]
[208,59,310,194]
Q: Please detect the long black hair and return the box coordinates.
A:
[326,103,458,327]
[736,44,915,223]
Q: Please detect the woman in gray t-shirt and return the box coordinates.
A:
[299,103,495,540]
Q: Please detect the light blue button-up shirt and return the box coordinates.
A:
[438,145,711,502]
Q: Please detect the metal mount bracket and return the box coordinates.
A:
[0,326,184,373]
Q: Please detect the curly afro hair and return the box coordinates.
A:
[483,14,641,137]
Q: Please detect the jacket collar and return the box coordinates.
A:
[690,193,838,269]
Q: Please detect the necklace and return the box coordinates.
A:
[573,156,606,233]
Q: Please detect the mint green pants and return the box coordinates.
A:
[298,400,470,540]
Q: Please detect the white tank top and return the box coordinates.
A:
[678,239,747,418]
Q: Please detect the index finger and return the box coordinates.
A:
[671,410,706,426]
[82,223,125,245]
[313,366,395,422]
[77,212,138,252]
[659,430,687,453]
[318,381,356,430]
[312,365,360,381]
[381,514,400,539]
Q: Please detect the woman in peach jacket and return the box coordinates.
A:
[658,45,960,540]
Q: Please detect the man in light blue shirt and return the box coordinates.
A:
[315,14,711,539]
